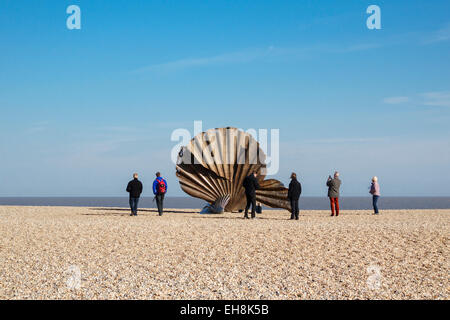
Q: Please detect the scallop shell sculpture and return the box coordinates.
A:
[175,127,291,212]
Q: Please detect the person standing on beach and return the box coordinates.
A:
[327,172,341,216]
[153,172,167,216]
[126,173,143,216]
[243,172,260,219]
[369,176,380,215]
[288,172,302,220]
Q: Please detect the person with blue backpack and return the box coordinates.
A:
[153,172,167,216]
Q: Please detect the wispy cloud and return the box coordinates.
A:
[335,42,385,53]
[383,96,410,104]
[133,47,277,74]
[423,23,450,44]
[133,23,450,74]
[383,91,450,108]
[421,91,450,107]
[25,121,49,134]
[132,42,387,74]
[301,137,385,145]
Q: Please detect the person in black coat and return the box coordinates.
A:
[126,173,143,216]
[288,172,302,220]
[242,172,260,219]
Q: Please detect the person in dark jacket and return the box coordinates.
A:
[153,172,167,216]
[242,172,260,219]
[288,172,302,220]
[126,173,143,216]
[326,171,341,216]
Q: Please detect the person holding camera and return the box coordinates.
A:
[369,176,380,214]
[327,172,341,216]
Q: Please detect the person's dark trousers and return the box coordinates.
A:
[156,193,165,216]
[244,193,256,218]
[129,197,139,215]
[290,198,299,220]
[330,197,339,216]
[372,195,379,214]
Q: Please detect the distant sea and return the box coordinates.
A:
[0,197,449,210]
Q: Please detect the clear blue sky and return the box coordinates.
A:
[0,0,449,196]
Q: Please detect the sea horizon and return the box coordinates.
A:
[1,196,449,210]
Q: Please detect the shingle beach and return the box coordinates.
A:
[0,206,448,300]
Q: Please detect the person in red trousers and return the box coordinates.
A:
[326,172,341,216]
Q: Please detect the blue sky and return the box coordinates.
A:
[0,0,449,196]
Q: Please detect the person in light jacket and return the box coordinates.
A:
[369,176,380,214]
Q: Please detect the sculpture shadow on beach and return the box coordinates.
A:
[84,208,196,215]
[191,215,289,221]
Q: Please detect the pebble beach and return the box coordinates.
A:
[0,206,448,300]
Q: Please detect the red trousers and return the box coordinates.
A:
[330,197,339,216]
